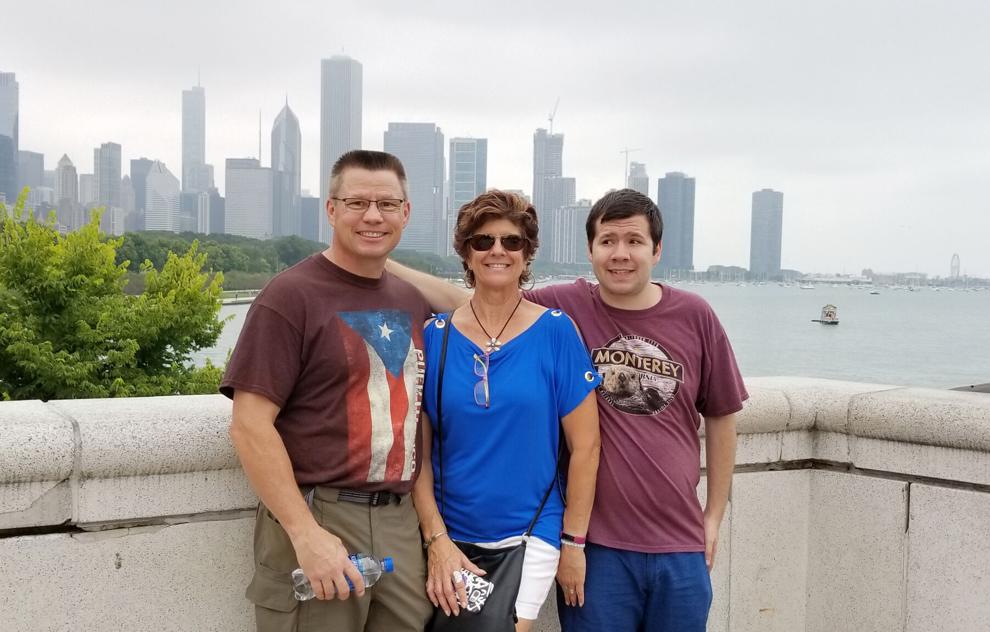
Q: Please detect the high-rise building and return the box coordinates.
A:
[272,102,302,237]
[749,188,784,279]
[533,128,569,262]
[384,122,444,254]
[550,199,593,264]
[300,195,321,243]
[448,138,488,255]
[94,142,122,234]
[144,161,180,233]
[94,143,121,208]
[18,150,43,191]
[79,174,96,207]
[55,154,78,205]
[657,172,696,274]
[532,128,563,211]
[628,162,650,197]
[181,85,210,193]
[225,158,273,239]
[129,157,154,224]
[207,187,224,236]
[319,55,362,242]
[0,72,18,204]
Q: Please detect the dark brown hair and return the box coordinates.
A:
[328,150,408,198]
[586,188,663,252]
[453,190,539,288]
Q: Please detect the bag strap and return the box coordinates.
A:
[435,311,557,538]
[435,316,452,519]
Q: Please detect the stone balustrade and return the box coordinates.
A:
[1,377,988,631]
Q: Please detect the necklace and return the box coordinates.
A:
[469,295,523,353]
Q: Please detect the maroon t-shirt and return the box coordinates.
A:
[527,279,748,552]
[220,254,431,494]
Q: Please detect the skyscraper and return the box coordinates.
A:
[182,85,209,192]
[0,72,18,204]
[130,157,154,225]
[272,102,302,237]
[749,188,784,279]
[657,172,696,274]
[225,158,273,239]
[94,142,122,233]
[319,55,362,242]
[551,199,593,264]
[94,143,122,209]
[533,128,563,211]
[533,128,568,262]
[448,137,488,255]
[55,154,78,205]
[18,150,43,191]
[144,161,180,233]
[628,162,650,197]
[384,122,444,254]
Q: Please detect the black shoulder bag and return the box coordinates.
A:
[427,318,556,632]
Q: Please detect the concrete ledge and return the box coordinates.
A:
[1,378,989,632]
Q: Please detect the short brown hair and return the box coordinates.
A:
[453,190,539,288]
[328,150,408,198]
[586,188,663,253]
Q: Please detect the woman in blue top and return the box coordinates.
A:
[412,190,601,631]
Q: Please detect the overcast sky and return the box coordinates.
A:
[5,0,989,276]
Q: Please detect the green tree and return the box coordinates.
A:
[0,194,226,400]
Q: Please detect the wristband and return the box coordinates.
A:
[560,531,587,545]
[423,530,448,549]
[561,539,586,550]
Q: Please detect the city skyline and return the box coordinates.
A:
[2,1,988,277]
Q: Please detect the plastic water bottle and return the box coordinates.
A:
[292,553,395,601]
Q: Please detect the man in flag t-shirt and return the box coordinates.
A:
[221,150,433,632]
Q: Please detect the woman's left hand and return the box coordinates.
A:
[556,545,586,607]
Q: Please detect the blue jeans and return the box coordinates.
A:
[557,544,712,632]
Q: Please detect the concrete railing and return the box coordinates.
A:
[1,378,988,632]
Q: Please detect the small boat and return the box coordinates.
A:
[869,290,880,295]
[799,283,815,290]
[811,304,839,325]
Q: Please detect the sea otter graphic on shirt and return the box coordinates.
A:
[591,335,684,415]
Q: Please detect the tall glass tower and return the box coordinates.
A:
[272,102,302,237]
[0,72,19,204]
[319,56,362,243]
[749,188,784,279]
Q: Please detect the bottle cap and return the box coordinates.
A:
[382,557,395,573]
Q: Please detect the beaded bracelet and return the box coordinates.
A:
[561,539,586,550]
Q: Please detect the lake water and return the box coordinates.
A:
[194,282,990,390]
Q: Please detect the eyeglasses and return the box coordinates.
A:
[468,234,527,252]
[331,197,405,214]
[473,353,490,408]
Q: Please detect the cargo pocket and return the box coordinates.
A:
[246,563,299,631]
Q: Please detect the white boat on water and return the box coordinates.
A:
[800,283,815,290]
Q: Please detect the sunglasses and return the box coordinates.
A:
[473,353,490,408]
[468,234,527,252]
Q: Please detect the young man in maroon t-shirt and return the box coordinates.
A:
[388,189,747,631]
[222,151,433,632]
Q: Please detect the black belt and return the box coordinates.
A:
[301,486,403,507]
[337,489,403,506]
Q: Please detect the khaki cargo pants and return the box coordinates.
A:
[246,487,433,632]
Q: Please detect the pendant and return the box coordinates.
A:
[486,338,501,353]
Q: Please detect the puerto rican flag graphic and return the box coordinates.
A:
[337,310,424,483]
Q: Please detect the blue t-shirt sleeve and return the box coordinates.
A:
[549,310,601,418]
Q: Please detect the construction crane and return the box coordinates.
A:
[548,97,560,135]
[620,147,643,186]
